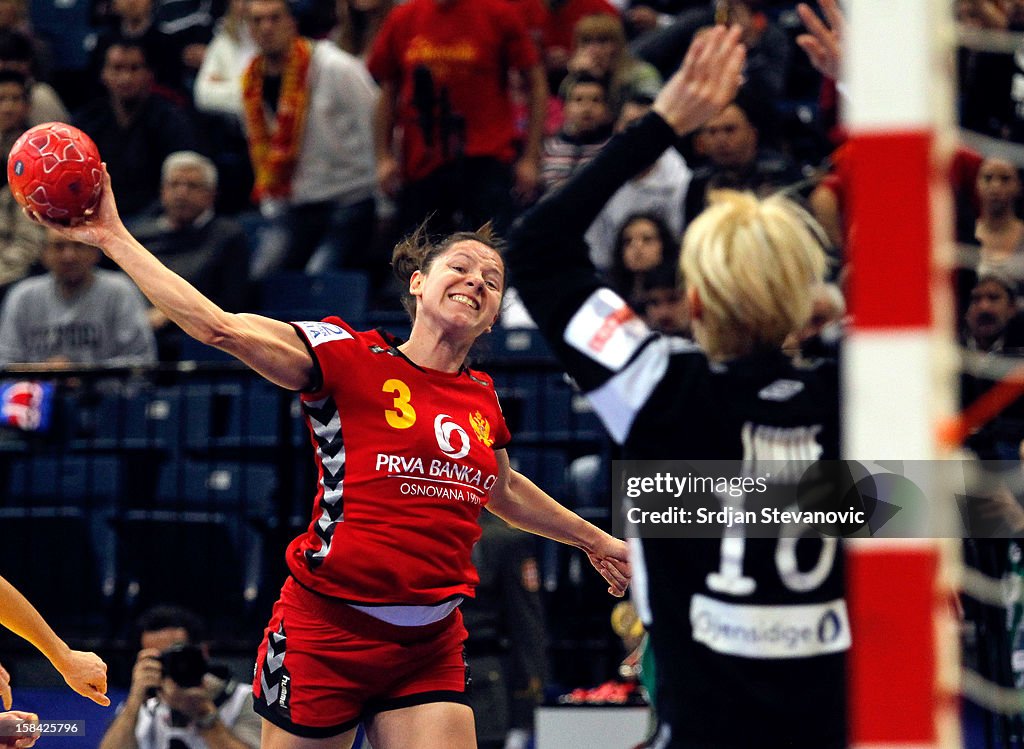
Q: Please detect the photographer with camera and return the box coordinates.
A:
[99,606,260,749]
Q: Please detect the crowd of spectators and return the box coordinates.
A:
[9,2,1024,743]
[7,0,1024,528]
[7,1,1024,470]
[2,0,837,366]
[11,0,1024,465]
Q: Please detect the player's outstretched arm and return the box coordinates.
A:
[26,166,315,392]
[488,450,631,597]
[0,576,109,707]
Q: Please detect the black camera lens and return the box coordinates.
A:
[159,644,208,688]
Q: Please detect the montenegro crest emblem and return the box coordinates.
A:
[469,410,494,447]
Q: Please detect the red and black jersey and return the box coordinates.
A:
[286,318,511,606]
[365,0,539,182]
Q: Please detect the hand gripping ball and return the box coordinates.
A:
[7,122,103,223]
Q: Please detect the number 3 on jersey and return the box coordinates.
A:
[383,378,416,429]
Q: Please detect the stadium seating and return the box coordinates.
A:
[112,511,259,624]
[0,506,113,631]
[258,270,370,324]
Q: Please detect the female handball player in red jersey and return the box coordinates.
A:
[31,169,630,749]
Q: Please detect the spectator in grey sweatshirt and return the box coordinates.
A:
[0,229,156,367]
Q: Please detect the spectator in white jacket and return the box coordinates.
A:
[242,0,378,279]
[193,0,256,119]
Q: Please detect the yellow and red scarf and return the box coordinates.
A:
[242,37,313,201]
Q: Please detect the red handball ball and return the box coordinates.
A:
[7,122,103,224]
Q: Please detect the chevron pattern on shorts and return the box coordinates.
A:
[303,396,346,570]
[259,622,289,716]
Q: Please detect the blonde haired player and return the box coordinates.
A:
[507,20,850,749]
[681,189,828,360]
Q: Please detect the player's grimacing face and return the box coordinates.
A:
[412,241,504,337]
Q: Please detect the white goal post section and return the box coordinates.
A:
[843,0,960,748]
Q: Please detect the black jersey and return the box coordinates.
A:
[507,113,846,749]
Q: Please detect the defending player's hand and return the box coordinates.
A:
[54,650,109,707]
[796,0,843,80]
[0,710,39,748]
[585,535,631,598]
[650,23,745,137]
[23,164,127,252]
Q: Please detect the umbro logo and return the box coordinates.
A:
[758,379,805,402]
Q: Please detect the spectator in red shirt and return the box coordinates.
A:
[368,0,548,237]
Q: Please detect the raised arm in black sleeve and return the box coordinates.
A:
[506,111,680,399]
